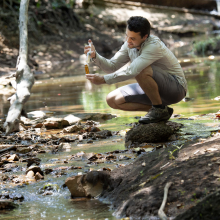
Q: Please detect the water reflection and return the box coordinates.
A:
[1,58,220,118]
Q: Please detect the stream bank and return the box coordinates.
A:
[0,111,220,219]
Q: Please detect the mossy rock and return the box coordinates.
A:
[125,121,183,144]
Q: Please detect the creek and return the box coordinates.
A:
[1,29,220,219]
[1,55,220,219]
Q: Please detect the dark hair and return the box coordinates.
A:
[127,16,151,38]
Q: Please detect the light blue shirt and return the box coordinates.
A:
[94,35,187,91]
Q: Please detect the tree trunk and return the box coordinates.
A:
[4,0,34,135]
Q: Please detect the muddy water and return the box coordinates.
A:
[1,56,220,219]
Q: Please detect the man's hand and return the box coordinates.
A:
[84,39,96,59]
[86,73,106,85]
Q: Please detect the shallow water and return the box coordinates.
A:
[2,56,220,119]
[1,55,220,219]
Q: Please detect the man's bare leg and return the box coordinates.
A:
[135,66,162,105]
[106,66,172,123]
[106,89,151,111]
[106,66,160,111]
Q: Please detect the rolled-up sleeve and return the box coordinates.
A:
[94,42,130,74]
[104,42,163,84]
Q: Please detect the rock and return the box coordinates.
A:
[42,191,53,196]
[0,199,18,209]
[64,113,116,122]
[0,174,9,181]
[16,147,32,154]
[168,134,177,141]
[26,166,44,176]
[59,143,71,150]
[20,116,35,126]
[26,157,41,167]
[35,172,44,181]
[83,180,103,198]
[95,130,112,139]
[140,0,216,10]
[4,163,18,170]
[38,149,46,153]
[44,168,53,174]
[7,154,19,162]
[43,183,59,191]
[44,117,69,129]
[85,120,100,126]
[81,153,95,161]
[125,121,183,144]
[63,125,83,133]
[27,110,48,119]
[26,170,35,178]
[174,190,220,220]
[12,178,21,184]
[6,54,12,60]
[65,171,110,198]
[64,114,81,125]
[65,175,87,197]
[59,135,78,142]
[19,123,28,131]
[9,193,24,201]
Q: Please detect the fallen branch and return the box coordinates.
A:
[158,182,173,220]
[4,0,34,135]
[0,145,17,154]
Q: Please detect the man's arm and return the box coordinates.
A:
[94,42,130,73]
[104,43,163,84]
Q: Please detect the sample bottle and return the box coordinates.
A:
[85,42,92,74]
[85,64,89,74]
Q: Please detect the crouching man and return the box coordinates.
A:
[84,16,187,124]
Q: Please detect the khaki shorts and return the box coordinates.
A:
[119,66,186,106]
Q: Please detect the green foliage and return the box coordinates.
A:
[43,183,59,191]
[193,36,220,56]
[169,145,183,160]
[150,172,163,180]
[178,190,186,196]
[140,170,144,176]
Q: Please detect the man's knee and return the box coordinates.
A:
[135,66,153,80]
[106,91,118,109]
[106,89,125,109]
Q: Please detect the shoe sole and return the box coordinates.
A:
[139,116,171,124]
[139,107,174,124]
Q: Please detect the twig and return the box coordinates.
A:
[158,182,173,220]
[0,145,17,154]
[160,162,170,170]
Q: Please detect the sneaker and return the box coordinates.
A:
[139,106,173,124]
[167,106,174,117]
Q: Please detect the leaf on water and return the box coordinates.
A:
[145,148,154,152]
[102,167,112,171]
[140,144,154,149]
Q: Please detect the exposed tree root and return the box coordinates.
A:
[158,182,173,220]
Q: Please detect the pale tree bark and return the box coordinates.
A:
[4,0,34,135]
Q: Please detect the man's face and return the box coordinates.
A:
[125,28,148,49]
